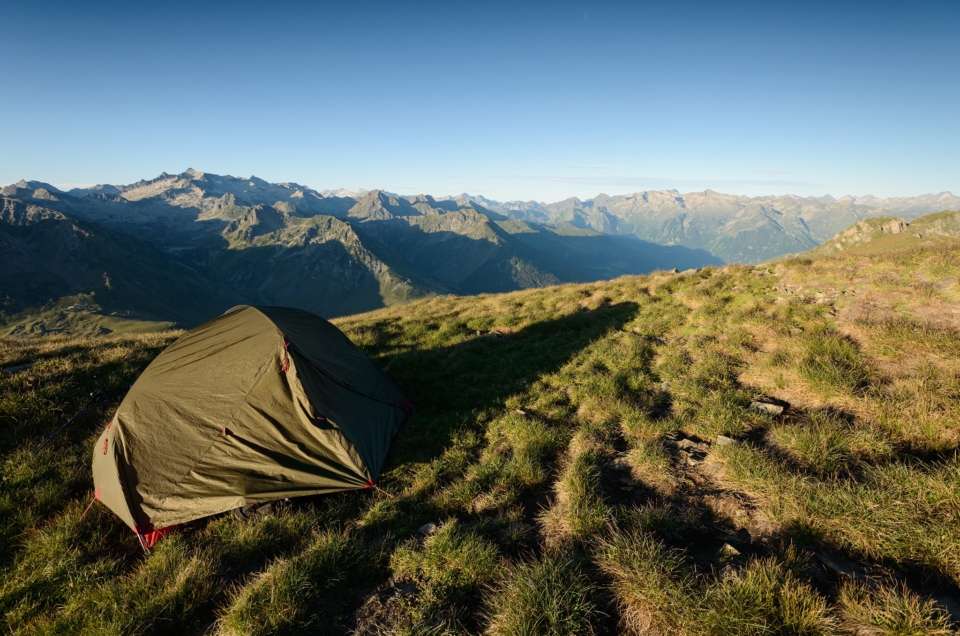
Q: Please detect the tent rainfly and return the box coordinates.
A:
[91,305,411,549]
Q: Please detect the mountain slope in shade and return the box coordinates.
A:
[3,170,955,336]
[2,172,720,335]
[0,198,243,336]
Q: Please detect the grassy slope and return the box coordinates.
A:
[805,209,960,259]
[1,239,959,634]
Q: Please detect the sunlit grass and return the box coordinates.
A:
[2,237,959,633]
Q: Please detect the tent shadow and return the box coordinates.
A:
[378,300,640,471]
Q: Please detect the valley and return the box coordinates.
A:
[4,170,956,337]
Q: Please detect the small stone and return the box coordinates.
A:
[789,327,803,335]
[417,522,438,535]
[718,542,741,557]
[750,401,784,415]
[931,595,960,623]
[720,564,741,582]
[715,435,737,446]
[816,552,864,580]
[2,362,34,375]
[515,408,528,416]
[393,582,417,598]
[667,268,679,274]
[686,452,707,466]
[676,438,698,450]
[660,381,672,391]
[720,528,752,544]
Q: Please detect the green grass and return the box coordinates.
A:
[767,409,894,476]
[596,530,835,635]
[389,520,500,631]
[837,581,954,635]
[218,531,371,635]
[1,238,959,633]
[716,443,960,585]
[798,328,872,396]
[485,554,600,636]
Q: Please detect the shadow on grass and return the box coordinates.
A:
[382,301,639,471]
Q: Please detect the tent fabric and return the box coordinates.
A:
[91,305,409,542]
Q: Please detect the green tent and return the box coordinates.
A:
[92,305,411,548]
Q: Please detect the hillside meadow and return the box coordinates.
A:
[1,238,959,634]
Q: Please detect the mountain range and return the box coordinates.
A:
[2,169,957,336]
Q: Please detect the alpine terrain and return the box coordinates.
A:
[3,170,957,337]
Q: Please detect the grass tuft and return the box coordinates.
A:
[836,581,954,635]
[767,410,894,476]
[485,554,599,636]
[798,329,872,395]
[218,531,369,636]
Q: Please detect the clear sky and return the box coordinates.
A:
[2,0,958,202]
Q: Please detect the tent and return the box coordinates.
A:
[91,305,411,548]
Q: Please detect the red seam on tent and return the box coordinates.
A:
[102,438,108,454]
[95,488,100,500]
[136,524,177,549]
[221,427,229,437]
[398,400,414,416]
[364,479,375,488]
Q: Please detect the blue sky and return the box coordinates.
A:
[2,0,957,201]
